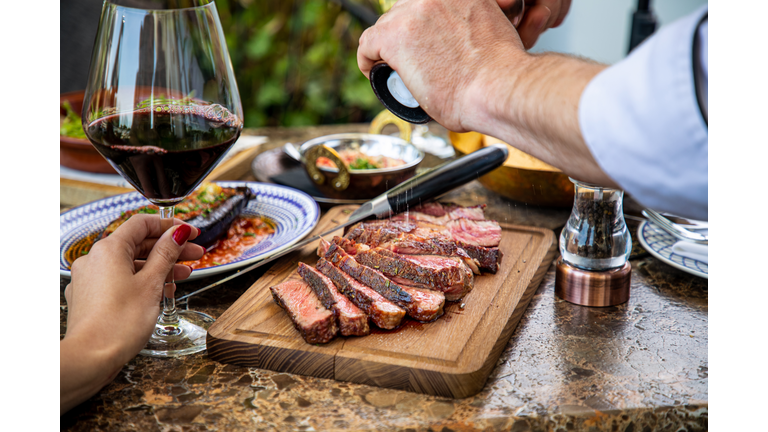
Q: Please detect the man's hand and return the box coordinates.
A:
[357,0,616,188]
[516,0,572,49]
[358,0,529,132]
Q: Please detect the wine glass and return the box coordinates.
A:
[82,0,243,357]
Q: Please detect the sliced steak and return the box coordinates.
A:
[316,258,405,329]
[297,263,369,336]
[445,219,502,247]
[325,242,413,308]
[404,202,487,223]
[363,234,481,275]
[458,242,503,274]
[345,220,498,274]
[269,279,338,344]
[325,242,444,321]
[388,203,501,248]
[396,284,445,322]
[440,203,487,221]
[355,248,473,301]
[317,237,331,258]
[330,236,369,255]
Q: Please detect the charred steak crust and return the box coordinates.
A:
[459,243,503,274]
[269,280,338,344]
[297,262,336,309]
[298,262,370,337]
[316,258,405,330]
[397,284,445,322]
[356,248,470,294]
[325,242,413,309]
[344,215,503,274]
[344,221,462,256]
[324,240,449,319]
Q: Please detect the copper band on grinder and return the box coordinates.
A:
[554,258,631,307]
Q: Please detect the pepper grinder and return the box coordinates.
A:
[369,0,525,124]
[555,179,632,307]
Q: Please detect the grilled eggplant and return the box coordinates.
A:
[97,183,254,249]
[186,187,255,249]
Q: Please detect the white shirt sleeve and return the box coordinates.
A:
[579,6,708,220]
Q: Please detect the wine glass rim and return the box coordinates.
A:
[104,0,215,12]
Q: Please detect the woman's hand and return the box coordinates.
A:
[61,214,205,414]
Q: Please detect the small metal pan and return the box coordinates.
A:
[299,132,424,200]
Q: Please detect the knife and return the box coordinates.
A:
[177,143,509,303]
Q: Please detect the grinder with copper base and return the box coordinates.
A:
[555,179,632,307]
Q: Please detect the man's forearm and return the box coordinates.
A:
[467,52,618,187]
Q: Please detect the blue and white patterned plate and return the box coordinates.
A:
[638,221,708,279]
[60,182,320,281]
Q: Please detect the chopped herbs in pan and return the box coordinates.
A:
[349,157,379,170]
[315,149,406,171]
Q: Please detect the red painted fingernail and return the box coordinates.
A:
[172,224,192,245]
[195,226,202,236]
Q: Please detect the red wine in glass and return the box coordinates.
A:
[87,104,241,205]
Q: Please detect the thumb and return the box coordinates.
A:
[140,224,193,283]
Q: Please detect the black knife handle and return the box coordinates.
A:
[386,143,509,214]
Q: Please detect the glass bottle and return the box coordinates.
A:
[559,179,631,271]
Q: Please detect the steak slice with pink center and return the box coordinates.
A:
[444,219,502,247]
[325,242,444,321]
[410,202,487,221]
[397,284,445,322]
[344,221,481,273]
[269,279,338,344]
[355,248,473,301]
[316,258,405,329]
[344,219,503,274]
[325,242,413,308]
[298,262,369,336]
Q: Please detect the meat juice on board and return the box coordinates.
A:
[86,104,242,205]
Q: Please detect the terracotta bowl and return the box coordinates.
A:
[60,90,116,174]
[449,132,574,208]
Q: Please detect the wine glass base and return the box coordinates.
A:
[139,310,215,358]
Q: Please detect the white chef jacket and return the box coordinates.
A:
[579,6,708,220]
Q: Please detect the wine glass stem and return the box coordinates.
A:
[157,206,181,336]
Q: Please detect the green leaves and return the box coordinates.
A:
[60,101,87,139]
[349,157,379,170]
[217,0,382,127]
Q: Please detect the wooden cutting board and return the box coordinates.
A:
[207,205,557,398]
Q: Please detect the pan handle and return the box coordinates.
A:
[368,110,412,143]
[303,144,351,191]
[385,143,509,214]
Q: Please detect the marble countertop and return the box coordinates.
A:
[60,125,708,431]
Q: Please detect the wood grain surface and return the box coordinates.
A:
[207,205,557,398]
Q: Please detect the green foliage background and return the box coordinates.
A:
[215,0,385,128]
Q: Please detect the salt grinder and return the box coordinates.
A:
[555,179,632,307]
